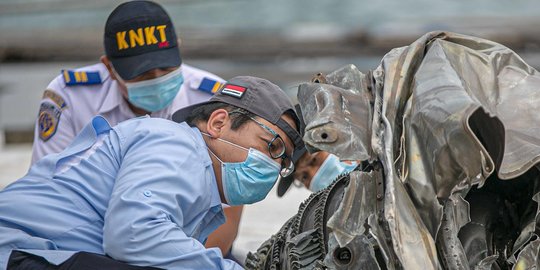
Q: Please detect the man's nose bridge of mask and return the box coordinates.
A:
[126,67,177,83]
[135,68,173,81]
[244,114,294,175]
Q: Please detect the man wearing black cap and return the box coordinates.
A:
[1,76,304,269]
[31,0,224,164]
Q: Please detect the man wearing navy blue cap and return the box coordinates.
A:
[31,0,224,163]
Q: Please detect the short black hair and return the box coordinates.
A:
[186,102,256,130]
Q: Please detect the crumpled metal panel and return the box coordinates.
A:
[298,65,372,161]
[475,255,499,270]
[326,171,374,247]
[436,193,470,270]
[512,191,540,263]
[513,238,540,270]
[400,33,540,268]
[402,43,496,237]
[296,31,540,268]
[325,169,396,269]
[405,32,540,181]
[372,35,441,270]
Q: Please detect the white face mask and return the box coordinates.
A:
[203,133,281,205]
[309,154,358,192]
[115,67,184,112]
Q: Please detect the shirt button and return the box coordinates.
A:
[143,190,152,197]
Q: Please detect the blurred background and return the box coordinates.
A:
[1,0,540,261]
[2,0,540,141]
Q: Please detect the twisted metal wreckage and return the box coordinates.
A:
[245,31,540,269]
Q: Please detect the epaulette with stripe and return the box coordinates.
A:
[198,77,223,94]
[62,70,102,86]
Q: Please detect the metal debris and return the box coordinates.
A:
[248,31,540,269]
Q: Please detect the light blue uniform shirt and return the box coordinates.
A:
[0,116,243,270]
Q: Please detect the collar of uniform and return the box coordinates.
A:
[51,116,111,169]
[190,126,222,208]
[208,169,222,208]
[98,78,124,114]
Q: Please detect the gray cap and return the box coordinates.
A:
[173,76,306,161]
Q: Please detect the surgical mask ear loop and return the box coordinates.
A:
[110,68,131,99]
[201,132,248,168]
[206,146,224,165]
[201,132,225,165]
[201,132,250,152]
[110,67,126,84]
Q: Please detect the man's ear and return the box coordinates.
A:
[100,56,118,81]
[206,109,229,138]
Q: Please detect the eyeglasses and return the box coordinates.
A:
[230,111,295,177]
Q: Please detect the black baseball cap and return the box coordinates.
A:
[104,0,182,80]
[173,76,306,163]
[277,171,296,197]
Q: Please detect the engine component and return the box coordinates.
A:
[247,31,540,269]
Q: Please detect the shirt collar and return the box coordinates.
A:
[209,172,222,208]
[57,116,112,162]
[189,125,222,208]
[98,79,124,114]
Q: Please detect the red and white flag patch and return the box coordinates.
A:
[221,84,246,98]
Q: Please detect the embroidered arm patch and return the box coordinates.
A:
[43,89,67,109]
[38,102,62,141]
[198,77,223,94]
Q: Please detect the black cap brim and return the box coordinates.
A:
[277,175,295,197]
[277,145,306,197]
[110,46,181,80]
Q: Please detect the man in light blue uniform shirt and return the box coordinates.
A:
[30,0,244,261]
[0,76,305,269]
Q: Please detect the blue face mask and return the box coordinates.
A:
[205,135,281,206]
[124,67,184,112]
[309,154,358,192]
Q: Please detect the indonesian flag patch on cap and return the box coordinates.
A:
[221,84,246,98]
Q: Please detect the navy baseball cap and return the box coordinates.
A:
[173,76,306,163]
[104,0,182,80]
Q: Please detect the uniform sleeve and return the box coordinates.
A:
[31,78,76,164]
[103,126,242,270]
